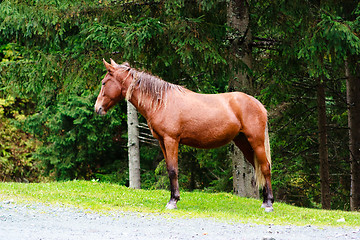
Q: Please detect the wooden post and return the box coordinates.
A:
[127,101,141,189]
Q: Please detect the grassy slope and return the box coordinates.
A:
[0,181,359,227]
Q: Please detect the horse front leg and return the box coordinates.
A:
[261,178,274,212]
[159,138,180,209]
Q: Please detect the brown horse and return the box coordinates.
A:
[95,59,274,212]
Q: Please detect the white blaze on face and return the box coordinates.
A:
[94,90,107,115]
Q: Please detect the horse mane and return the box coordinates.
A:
[119,65,185,109]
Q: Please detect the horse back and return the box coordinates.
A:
[148,90,267,149]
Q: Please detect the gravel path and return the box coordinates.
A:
[0,200,359,240]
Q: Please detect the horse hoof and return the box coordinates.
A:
[261,203,273,212]
[166,201,177,209]
[166,203,177,209]
[265,206,273,212]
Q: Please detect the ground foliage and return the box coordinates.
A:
[0,97,41,182]
[1,0,360,210]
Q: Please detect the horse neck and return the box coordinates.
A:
[128,91,155,120]
[121,75,153,119]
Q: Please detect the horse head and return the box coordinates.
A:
[94,59,131,115]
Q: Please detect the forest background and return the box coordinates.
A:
[1,0,360,211]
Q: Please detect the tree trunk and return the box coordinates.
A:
[227,0,259,199]
[231,144,259,197]
[345,58,360,211]
[316,77,331,209]
[127,101,141,189]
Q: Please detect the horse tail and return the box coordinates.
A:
[254,122,271,188]
[264,122,272,168]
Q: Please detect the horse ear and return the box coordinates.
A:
[110,58,121,68]
[103,59,116,73]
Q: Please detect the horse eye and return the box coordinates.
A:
[102,82,105,86]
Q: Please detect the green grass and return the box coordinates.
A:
[0,181,359,227]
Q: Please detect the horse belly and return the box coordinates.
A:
[179,117,240,149]
[180,137,233,149]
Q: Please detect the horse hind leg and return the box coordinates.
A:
[253,139,274,212]
[234,131,274,212]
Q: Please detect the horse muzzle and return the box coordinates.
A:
[94,104,106,115]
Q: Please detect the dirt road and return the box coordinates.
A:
[0,201,359,240]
